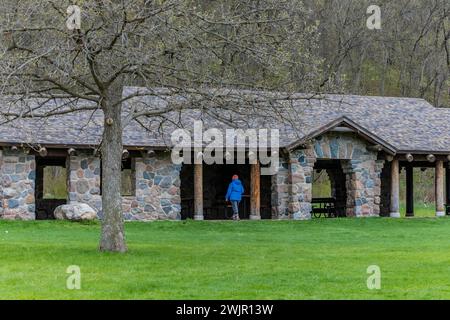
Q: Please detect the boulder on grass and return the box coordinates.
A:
[54,202,97,221]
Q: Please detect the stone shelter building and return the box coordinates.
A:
[1,88,449,221]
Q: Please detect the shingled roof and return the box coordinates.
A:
[0,87,449,154]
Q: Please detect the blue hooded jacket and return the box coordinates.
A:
[225,179,244,201]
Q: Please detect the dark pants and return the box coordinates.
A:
[231,200,240,215]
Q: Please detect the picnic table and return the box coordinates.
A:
[311,197,337,218]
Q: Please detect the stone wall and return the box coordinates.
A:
[68,153,102,214]
[124,153,181,220]
[271,132,385,219]
[0,149,36,220]
[68,151,181,221]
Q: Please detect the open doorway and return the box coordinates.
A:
[35,157,68,220]
[312,159,347,218]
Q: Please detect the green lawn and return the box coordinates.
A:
[1,217,450,300]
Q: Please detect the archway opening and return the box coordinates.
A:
[312,159,347,218]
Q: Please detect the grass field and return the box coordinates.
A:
[1,217,450,300]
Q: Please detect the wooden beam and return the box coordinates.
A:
[194,163,204,220]
[390,159,400,218]
[331,126,356,133]
[399,154,448,163]
[435,160,445,217]
[405,166,414,217]
[250,162,261,220]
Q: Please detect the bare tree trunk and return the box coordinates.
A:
[380,48,388,96]
[352,48,366,94]
[99,88,127,253]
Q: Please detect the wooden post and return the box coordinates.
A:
[194,163,204,220]
[446,165,450,215]
[435,160,445,217]
[250,162,261,220]
[390,159,400,218]
[405,165,414,217]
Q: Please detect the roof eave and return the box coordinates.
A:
[285,116,397,155]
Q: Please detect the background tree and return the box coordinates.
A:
[308,0,449,106]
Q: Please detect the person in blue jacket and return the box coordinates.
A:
[225,174,244,220]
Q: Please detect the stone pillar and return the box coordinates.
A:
[194,163,204,220]
[342,159,382,217]
[271,159,290,219]
[0,149,36,220]
[343,162,358,217]
[288,149,315,220]
[250,162,261,220]
[68,153,102,215]
[134,153,181,220]
[390,159,400,218]
[435,160,445,217]
[405,165,414,217]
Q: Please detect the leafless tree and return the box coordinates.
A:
[0,0,326,252]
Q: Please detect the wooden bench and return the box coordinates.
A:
[311,197,336,218]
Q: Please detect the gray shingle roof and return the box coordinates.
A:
[0,87,448,154]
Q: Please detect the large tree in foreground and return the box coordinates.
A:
[0,0,326,252]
